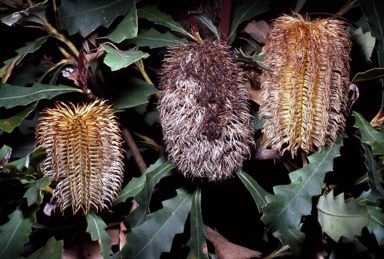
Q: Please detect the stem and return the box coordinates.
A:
[220,0,232,44]
[121,126,147,174]
[46,23,80,57]
[44,186,54,194]
[136,59,154,85]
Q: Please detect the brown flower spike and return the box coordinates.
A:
[35,99,124,215]
[259,14,351,157]
[158,42,255,181]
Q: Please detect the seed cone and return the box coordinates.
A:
[259,14,351,157]
[158,42,255,181]
[35,99,124,215]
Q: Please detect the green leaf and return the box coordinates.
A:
[193,14,220,41]
[261,140,342,234]
[353,111,384,158]
[114,175,146,205]
[58,0,133,37]
[137,5,193,39]
[366,205,384,246]
[0,145,12,165]
[238,170,270,212]
[123,187,193,259]
[350,27,376,62]
[273,226,304,256]
[1,2,48,27]
[86,211,113,259]
[358,0,384,66]
[317,190,370,242]
[0,206,38,258]
[294,0,307,12]
[23,177,50,206]
[352,68,384,83]
[4,147,47,175]
[0,102,38,133]
[25,236,64,259]
[0,83,82,109]
[359,144,384,203]
[0,36,49,81]
[112,77,158,109]
[127,28,188,49]
[104,2,138,43]
[102,45,149,71]
[125,158,174,227]
[187,187,209,259]
[229,0,270,44]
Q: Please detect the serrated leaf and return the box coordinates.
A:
[359,0,384,66]
[228,0,270,44]
[273,225,304,256]
[352,67,384,83]
[104,2,138,43]
[187,187,209,259]
[1,1,48,26]
[112,77,158,109]
[353,111,384,158]
[125,158,174,227]
[86,211,113,259]
[102,44,149,71]
[123,187,193,259]
[0,206,38,258]
[238,170,270,212]
[261,140,343,233]
[360,144,384,202]
[114,176,146,205]
[127,28,188,49]
[4,147,47,174]
[23,177,50,206]
[1,36,49,82]
[317,190,370,242]
[0,83,82,109]
[58,0,133,37]
[137,5,193,39]
[0,102,38,133]
[351,27,376,62]
[25,236,63,259]
[366,205,384,246]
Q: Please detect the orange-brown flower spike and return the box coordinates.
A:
[158,42,255,181]
[259,14,351,157]
[35,99,124,215]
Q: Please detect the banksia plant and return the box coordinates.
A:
[259,13,352,157]
[158,42,255,181]
[35,99,124,215]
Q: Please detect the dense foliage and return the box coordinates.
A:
[0,0,383,258]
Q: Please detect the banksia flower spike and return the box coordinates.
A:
[35,99,124,215]
[259,13,351,157]
[158,42,255,181]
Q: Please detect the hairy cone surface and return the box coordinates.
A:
[259,14,351,157]
[35,100,124,215]
[158,42,255,181]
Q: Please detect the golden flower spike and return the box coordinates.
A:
[158,42,255,181]
[259,13,352,157]
[35,99,124,215]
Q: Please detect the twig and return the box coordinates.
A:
[121,126,147,174]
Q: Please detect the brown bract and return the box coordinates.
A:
[259,13,351,157]
[158,42,255,181]
[35,99,124,215]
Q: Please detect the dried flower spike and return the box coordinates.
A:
[158,42,255,181]
[35,99,124,215]
[259,14,351,157]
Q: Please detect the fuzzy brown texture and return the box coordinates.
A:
[158,42,255,181]
[259,14,352,157]
[35,99,124,215]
